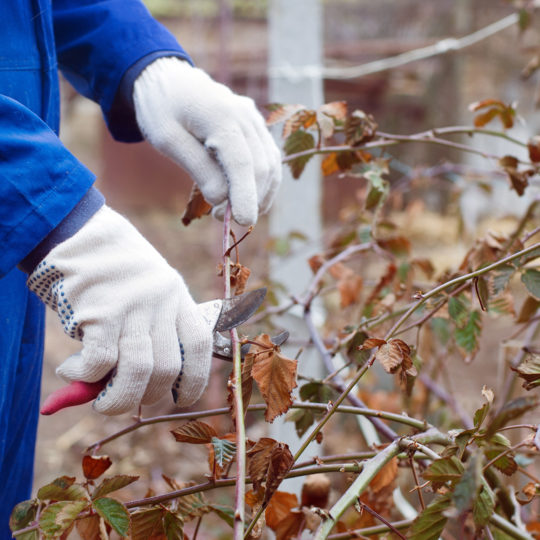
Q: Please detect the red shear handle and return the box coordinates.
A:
[40,379,107,415]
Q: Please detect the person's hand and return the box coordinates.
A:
[133,57,282,227]
[27,206,213,415]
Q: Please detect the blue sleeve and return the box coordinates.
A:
[0,95,96,278]
[52,0,193,142]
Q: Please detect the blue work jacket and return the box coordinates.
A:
[0,0,190,531]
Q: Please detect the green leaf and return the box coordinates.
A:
[299,381,335,404]
[455,430,474,459]
[484,447,518,476]
[37,476,88,502]
[452,454,482,513]
[449,295,469,327]
[10,499,38,532]
[210,437,236,469]
[163,511,184,540]
[423,456,464,490]
[473,402,490,430]
[288,408,315,437]
[521,269,540,300]
[473,480,495,527]
[430,317,451,345]
[283,130,315,179]
[491,264,515,295]
[39,500,88,538]
[455,310,482,354]
[358,160,389,211]
[92,475,139,500]
[209,504,235,528]
[130,507,164,540]
[409,494,451,540]
[93,497,130,537]
[486,395,539,436]
[511,353,540,390]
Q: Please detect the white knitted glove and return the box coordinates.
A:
[133,57,282,226]
[27,206,213,415]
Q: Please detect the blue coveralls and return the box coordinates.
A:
[0,1,190,534]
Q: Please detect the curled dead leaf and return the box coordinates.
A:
[250,334,298,423]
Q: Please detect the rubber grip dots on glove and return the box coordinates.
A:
[171,341,185,404]
[27,261,81,339]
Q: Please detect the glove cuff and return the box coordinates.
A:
[18,186,105,274]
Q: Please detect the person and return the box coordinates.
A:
[0,0,281,534]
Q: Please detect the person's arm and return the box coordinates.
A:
[52,0,191,142]
[0,94,98,277]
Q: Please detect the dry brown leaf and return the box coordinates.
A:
[376,339,411,374]
[265,491,299,530]
[301,474,331,508]
[359,337,387,350]
[266,443,295,504]
[217,262,251,296]
[76,515,109,540]
[82,455,112,480]
[516,482,539,505]
[328,263,363,307]
[308,254,325,274]
[274,511,304,540]
[171,420,217,444]
[250,334,298,423]
[266,104,306,125]
[248,438,278,492]
[370,457,398,493]
[247,438,294,504]
[182,185,212,226]
[528,136,540,162]
[319,101,347,121]
[283,109,317,138]
[245,488,265,509]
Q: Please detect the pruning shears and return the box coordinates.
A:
[40,288,288,415]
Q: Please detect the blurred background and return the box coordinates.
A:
[35,1,540,535]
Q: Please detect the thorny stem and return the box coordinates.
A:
[86,402,425,452]
[386,242,540,339]
[223,205,246,540]
[283,126,532,166]
[314,430,450,539]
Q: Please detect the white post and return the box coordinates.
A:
[268,0,324,493]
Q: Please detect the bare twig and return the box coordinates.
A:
[409,456,426,510]
[356,501,407,540]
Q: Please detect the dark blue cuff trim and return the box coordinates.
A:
[108,51,193,142]
[18,187,105,274]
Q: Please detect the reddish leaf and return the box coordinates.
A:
[377,236,411,256]
[266,491,298,529]
[499,155,534,195]
[528,136,540,162]
[76,515,109,540]
[181,185,212,226]
[283,109,317,138]
[375,339,412,375]
[82,456,112,480]
[171,420,218,444]
[250,334,298,422]
[319,101,347,121]
[469,99,516,129]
